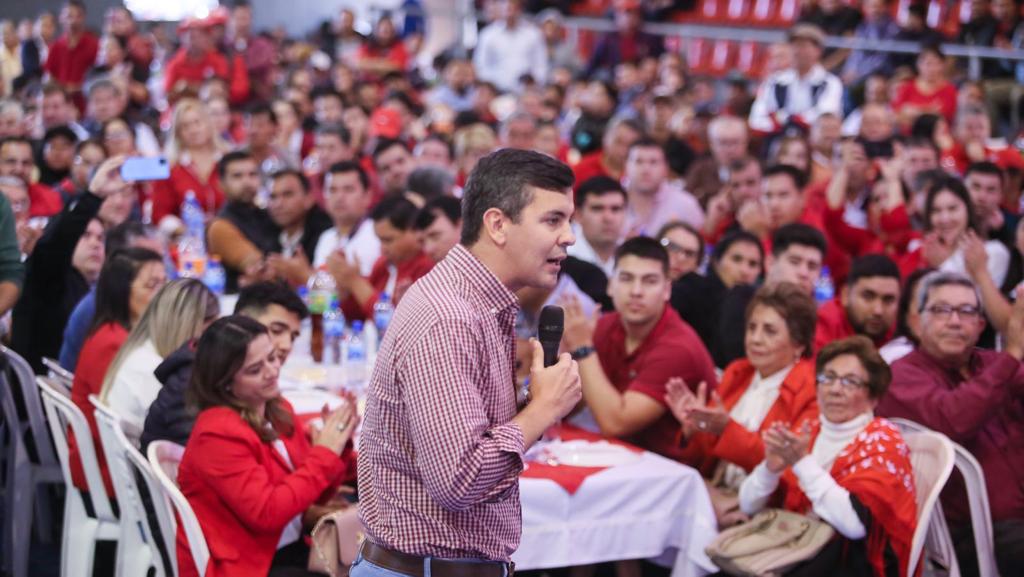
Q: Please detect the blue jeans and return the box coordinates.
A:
[349,550,511,577]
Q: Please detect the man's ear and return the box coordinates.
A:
[481,207,508,247]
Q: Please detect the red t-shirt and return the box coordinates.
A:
[28,182,64,217]
[44,32,99,87]
[340,252,436,321]
[69,322,128,496]
[150,161,223,225]
[813,298,893,352]
[572,151,612,191]
[892,80,958,126]
[594,307,718,461]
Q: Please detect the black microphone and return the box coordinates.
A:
[538,305,564,368]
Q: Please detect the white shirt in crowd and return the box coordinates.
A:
[567,222,616,278]
[721,364,794,488]
[749,64,844,133]
[312,220,381,277]
[473,18,548,93]
[106,339,164,438]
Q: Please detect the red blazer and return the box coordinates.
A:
[151,162,223,225]
[679,358,818,475]
[176,402,350,577]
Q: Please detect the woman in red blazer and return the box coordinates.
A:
[176,315,358,577]
[668,283,819,526]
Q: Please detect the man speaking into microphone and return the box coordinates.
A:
[355,148,582,577]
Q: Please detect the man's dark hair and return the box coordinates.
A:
[372,138,410,163]
[763,163,808,191]
[614,236,669,275]
[326,160,369,190]
[270,168,311,193]
[576,175,626,208]
[43,125,78,146]
[712,229,764,264]
[847,253,901,287]
[246,102,277,125]
[460,148,575,245]
[416,134,454,159]
[311,87,344,106]
[217,150,254,180]
[234,280,309,320]
[87,76,121,98]
[75,138,106,157]
[66,1,86,13]
[407,166,454,201]
[771,223,827,258]
[414,196,461,231]
[965,161,1004,186]
[0,135,33,153]
[105,220,154,254]
[314,123,352,147]
[901,135,939,156]
[627,136,665,156]
[370,195,419,230]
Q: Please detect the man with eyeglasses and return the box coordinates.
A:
[814,254,900,351]
[878,270,1024,577]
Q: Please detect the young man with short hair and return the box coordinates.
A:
[568,175,626,277]
[563,236,717,461]
[313,160,380,275]
[372,138,415,197]
[622,138,704,237]
[413,195,461,263]
[814,253,901,350]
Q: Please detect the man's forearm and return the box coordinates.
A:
[577,356,628,434]
[0,282,20,317]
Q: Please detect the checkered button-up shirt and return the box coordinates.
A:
[357,244,526,562]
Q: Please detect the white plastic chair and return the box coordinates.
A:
[1,370,31,577]
[903,429,956,577]
[89,396,163,577]
[2,347,63,540]
[42,356,75,390]
[36,376,120,577]
[892,418,1000,577]
[148,440,209,577]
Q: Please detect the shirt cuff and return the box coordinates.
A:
[486,421,526,459]
[792,455,824,482]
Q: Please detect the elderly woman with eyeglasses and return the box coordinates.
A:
[738,336,917,577]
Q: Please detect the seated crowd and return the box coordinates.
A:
[2,0,1024,576]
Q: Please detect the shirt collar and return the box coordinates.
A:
[445,244,519,315]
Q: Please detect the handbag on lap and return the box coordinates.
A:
[705,508,835,577]
[308,507,364,577]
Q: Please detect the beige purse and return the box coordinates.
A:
[705,509,835,577]
[307,507,364,577]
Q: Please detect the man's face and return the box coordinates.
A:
[966,171,1003,220]
[416,140,452,168]
[72,143,106,188]
[577,192,625,249]
[603,124,641,167]
[811,116,842,153]
[88,87,122,124]
[222,158,261,204]
[864,0,888,20]
[502,187,575,290]
[842,276,900,341]
[251,304,301,362]
[97,184,134,227]
[859,104,893,142]
[902,145,938,186]
[445,60,473,91]
[503,118,536,151]
[625,146,668,195]
[711,125,747,165]
[231,5,253,36]
[919,284,985,362]
[767,244,822,294]
[324,171,370,226]
[40,93,68,128]
[0,109,23,138]
[43,135,75,171]
[839,141,870,189]
[610,255,670,327]
[728,162,763,206]
[0,182,29,223]
[72,219,105,280]
[314,95,344,125]
[313,133,352,168]
[268,174,311,230]
[792,38,821,70]
[246,113,277,149]
[375,144,414,196]
[762,173,805,229]
[60,4,85,35]
[421,212,460,262]
[374,219,421,265]
[0,142,34,182]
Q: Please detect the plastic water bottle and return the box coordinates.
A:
[323,297,346,365]
[373,293,394,344]
[177,190,208,278]
[181,190,205,238]
[814,266,835,305]
[306,266,337,363]
[203,255,226,296]
[344,320,367,389]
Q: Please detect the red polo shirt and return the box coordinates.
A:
[594,307,718,461]
[150,162,223,224]
[44,32,99,88]
[28,182,64,217]
[572,151,613,191]
[341,252,435,321]
[813,298,893,352]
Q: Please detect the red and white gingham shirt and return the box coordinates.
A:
[357,244,526,562]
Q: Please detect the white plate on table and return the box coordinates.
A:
[544,440,642,468]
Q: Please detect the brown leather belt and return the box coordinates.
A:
[360,541,513,577]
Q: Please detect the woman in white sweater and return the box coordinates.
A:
[99,278,219,438]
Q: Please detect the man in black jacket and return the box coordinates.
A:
[140,281,308,450]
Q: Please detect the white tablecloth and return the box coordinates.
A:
[516,451,718,576]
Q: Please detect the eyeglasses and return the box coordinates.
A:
[659,238,699,260]
[923,304,981,320]
[816,371,867,391]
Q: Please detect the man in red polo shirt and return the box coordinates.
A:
[43,1,98,108]
[814,253,900,351]
[563,236,717,461]
[164,18,249,105]
[0,136,62,217]
[572,117,642,190]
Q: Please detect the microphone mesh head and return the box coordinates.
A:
[538,305,564,341]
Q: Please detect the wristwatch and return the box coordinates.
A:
[570,345,596,360]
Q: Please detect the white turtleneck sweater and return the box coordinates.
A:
[738,412,874,539]
[721,364,793,489]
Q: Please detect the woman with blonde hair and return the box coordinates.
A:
[150,98,230,227]
[100,278,219,436]
[453,123,496,186]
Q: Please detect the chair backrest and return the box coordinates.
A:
[89,396,157,573]
[3,346,59,468]
[147,441,208,577]
[126,442,177,577]
[41,357,74,390]
[903,430,956,577]
[36,377,117,522]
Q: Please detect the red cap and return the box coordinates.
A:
[370,107,403,139]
